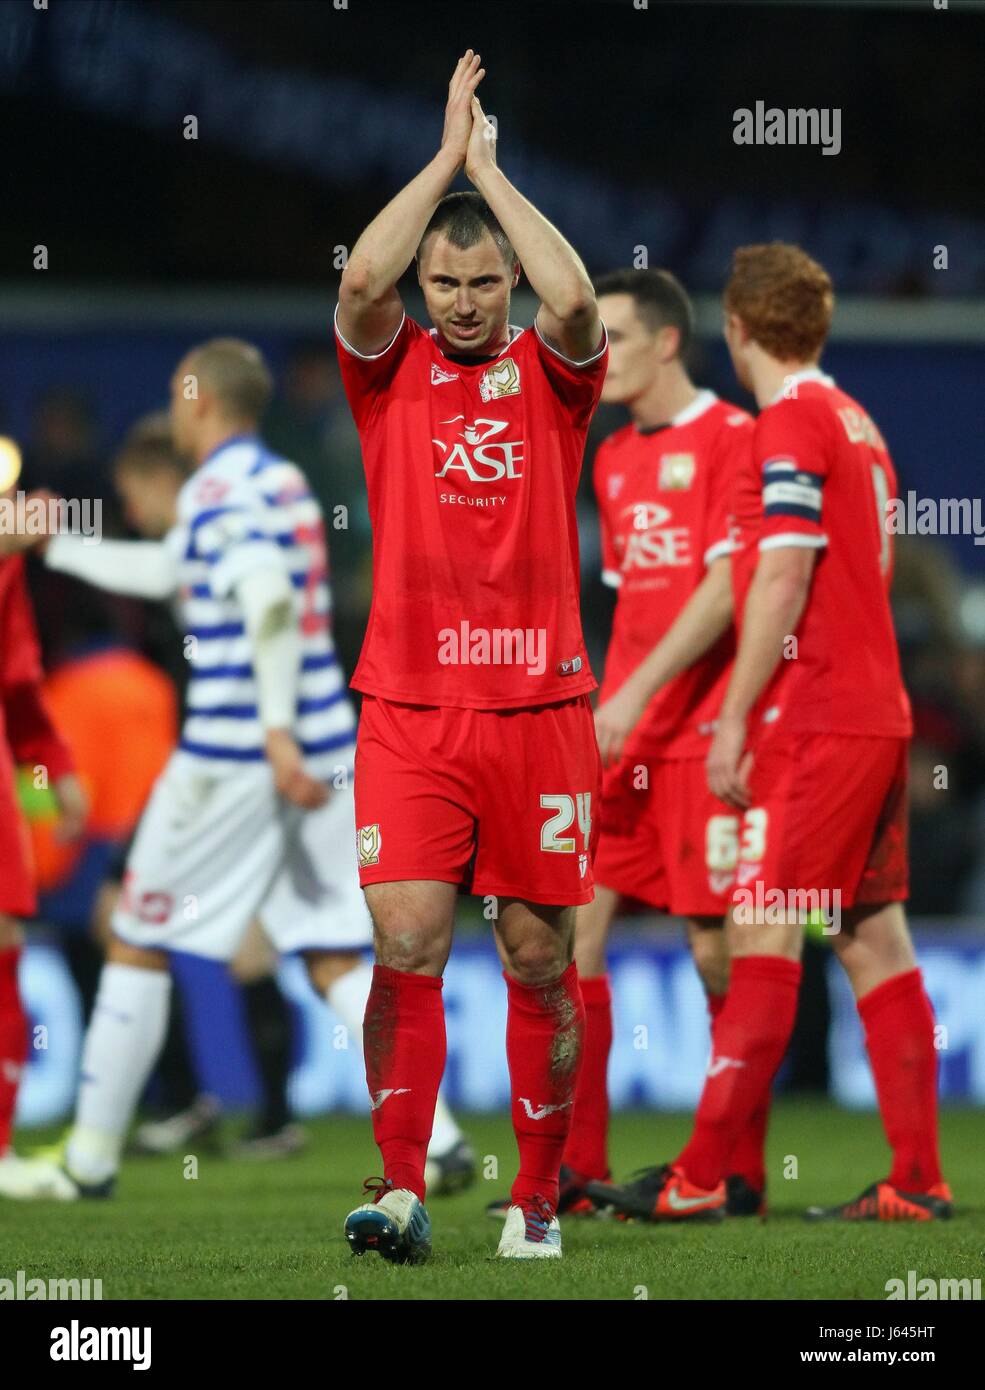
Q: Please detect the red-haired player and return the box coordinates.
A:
[0,440,87,1199]
[590,244,949,1223]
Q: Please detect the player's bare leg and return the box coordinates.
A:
[344,880,456,1264]
[490,898,583,1258]
[806,902,949,1221]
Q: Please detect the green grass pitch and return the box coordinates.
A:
[3,1102,981,1301]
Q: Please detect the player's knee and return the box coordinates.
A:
[373,923,444,974]
[502,935,571,986]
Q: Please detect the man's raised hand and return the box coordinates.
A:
[465,95,498,182]
[441,50,485,166]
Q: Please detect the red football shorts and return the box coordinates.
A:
[732,731,909,910]
[594,754,736,918]
[353,695,602,906]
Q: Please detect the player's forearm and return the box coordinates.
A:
[45,535,178,600]
[719,565,810,721]
[237,568,301,731]
[341,145,463,302]
[625,561,734,703]
[469,165,594,319]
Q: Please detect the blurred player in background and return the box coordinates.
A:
[489,269,766,1221]
[12,342,469,1200]
[336,52,607,1262]
[0,438,88,1199]
[109,416,470,1177]
[591,243,949,1223]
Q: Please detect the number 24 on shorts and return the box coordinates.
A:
[540,793,592,853]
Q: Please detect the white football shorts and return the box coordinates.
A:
[111,752,372,961]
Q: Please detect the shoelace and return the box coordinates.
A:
[522,1194,556,1242]
[361,1176,394,1204]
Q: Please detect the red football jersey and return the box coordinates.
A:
[731,369,912,739]
[335,308,607,709]
[594,392,754,756]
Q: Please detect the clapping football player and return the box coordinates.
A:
[336,52,608,1262]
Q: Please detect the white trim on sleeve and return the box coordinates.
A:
[533,318,609,368]
[758,533,829,552]
[333,302,406,361]
[703,539,736,567]
[601,568,623,589]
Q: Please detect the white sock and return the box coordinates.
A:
[66,963,172,1184]
[326,961,463,1159]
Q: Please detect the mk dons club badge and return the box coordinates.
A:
[659,452,696,490]
[479,358,521,402]
[357,824,381,867]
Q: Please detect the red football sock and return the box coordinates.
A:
[677,956,801,1191]
[0,947,27,1155]
[562,973,612,1180]
[363,963,445,1202]
[506,963,585,1211]
[858,967,943,1192]
[707,991,769,1192]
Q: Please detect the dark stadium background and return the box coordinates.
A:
[2,0,984,1124]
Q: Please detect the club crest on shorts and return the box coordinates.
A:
[357,823,381,867]
[659,452,696,490]
[479,358,520,402]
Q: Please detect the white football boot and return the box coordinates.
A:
[344,1180,432,1264]
[0,1152,80,1201]
[495,1197,562,1259]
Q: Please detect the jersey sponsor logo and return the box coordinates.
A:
[433,416,524,483]
[616,500,692,571]
[431,362,460,385]
[707,1055,746,1078]
[357,823,382,867]
[478,357,520,401]
[659,452,696,490]
[518,1097,572,1121]
[369,1087,411,1111]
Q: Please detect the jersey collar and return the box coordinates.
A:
[199,433,262,473]
[429,324,524,366]
[767,367,835,406]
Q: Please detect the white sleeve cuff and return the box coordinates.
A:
[534,317,608,367]
[333,302,406,361]
[601,568,623,589]
[703,539,736,567]
[759,533,829,552]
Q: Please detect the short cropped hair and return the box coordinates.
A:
[723,243,834,361]
[416,191,518,271]
[114,411,188,478]
[593,268,694,358]
[183,338,274,423]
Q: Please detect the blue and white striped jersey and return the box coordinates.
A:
[169,434,357,779]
